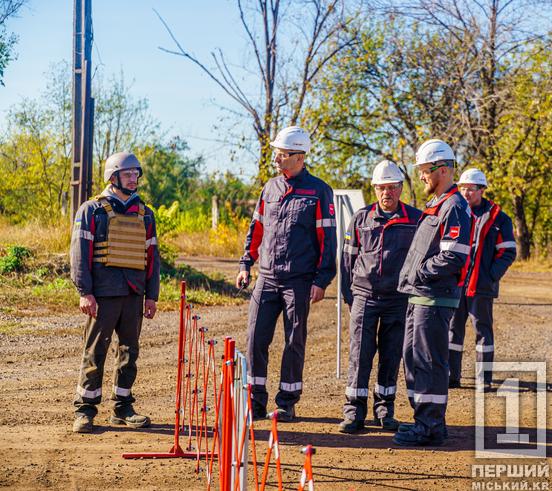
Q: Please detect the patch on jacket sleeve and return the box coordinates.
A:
[449,226,460,239]
[329,204,335,216]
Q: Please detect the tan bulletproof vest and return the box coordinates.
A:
[93,198,147,270]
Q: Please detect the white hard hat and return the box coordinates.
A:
[270,126,311,153]
[415,139,455,166]
[371,160,404,185]
[458,168,487,187]
[104,152,143,181]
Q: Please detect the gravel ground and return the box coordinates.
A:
[0,265,551,490]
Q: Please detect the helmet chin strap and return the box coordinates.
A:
[113,172,137,196]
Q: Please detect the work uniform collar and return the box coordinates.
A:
[372,202,406,221]
[471,197,492,216]
[284,167,308,184]
[427,184,457,208]
[101,185,139,205]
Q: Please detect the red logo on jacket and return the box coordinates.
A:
[329,204,335,216]
[449,226,460,239]
[296,188,316,195]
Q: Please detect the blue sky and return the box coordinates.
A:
[0,0,258,177]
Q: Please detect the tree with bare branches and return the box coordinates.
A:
[156,0,359,183]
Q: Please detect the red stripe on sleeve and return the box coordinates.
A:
[494,231,505,259]
[249,200,264,261]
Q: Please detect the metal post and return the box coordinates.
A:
[211,195,219,230]
[71,0,93,219]
[71,0,83,219]
[335,194,355,379]
[335,195,343,379]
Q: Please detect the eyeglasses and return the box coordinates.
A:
[273,151,304,159]
[119,169,140,179]
[459,185,481,192]
[418,164,448,177]
[374,183,402,192]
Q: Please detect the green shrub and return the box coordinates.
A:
[0,245,33,274]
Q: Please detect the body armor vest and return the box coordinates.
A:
[93,198,147,270]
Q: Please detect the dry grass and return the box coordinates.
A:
[173,223,248,258]
[0,218,71,254]
[510,256,552,272]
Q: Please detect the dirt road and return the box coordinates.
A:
[1,265,550,490]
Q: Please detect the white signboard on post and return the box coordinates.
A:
[333,189,366,379]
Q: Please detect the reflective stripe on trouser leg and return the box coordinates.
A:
[448,294,469,382]
[373,297,407,419]
[246,276,282,410]
[111,293,144,411]
[275,278,311,410]
[74,296,124,416]
[343,296,378,421]
[469,296,494,385]
[408,304,453,436]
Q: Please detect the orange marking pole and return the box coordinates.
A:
[122,281,216,460]
[260,412,283,491]
[220,337,236,491]
[298,445,316,491]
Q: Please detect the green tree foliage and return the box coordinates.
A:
[136,137,202,208]
[307,10,552,257]
[489,44,552,257]
[0,0,26,86]
[0,63,206,223]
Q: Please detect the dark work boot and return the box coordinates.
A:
[338,418,364,434]
[367,416,400,432]
[73,414,94,433]
[251,402,267,422]
[398,423,448,439]
[110,406,151,428]
[393,428,445,447]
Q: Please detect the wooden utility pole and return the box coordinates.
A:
[71,0,94,220]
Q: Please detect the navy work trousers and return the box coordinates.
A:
[246,275,311,411]
[343,295,407,422]
[449,294,494,385]
[403,303,454,437]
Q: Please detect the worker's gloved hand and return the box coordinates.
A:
[144,299,157,319]
[80,294,97,318]
[235,270,250,289]
[310,285,325,304]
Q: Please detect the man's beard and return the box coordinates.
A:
[424,180,437,195]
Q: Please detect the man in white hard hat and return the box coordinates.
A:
[338,160,422,434]
[393,139,471,446]
[70,151,160,433]
[236,126,337,422]
[449,169,516,391]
